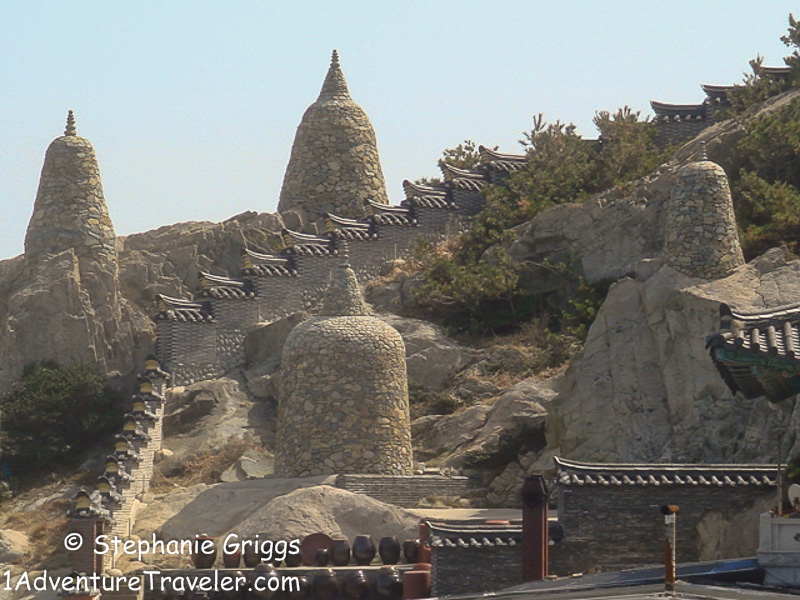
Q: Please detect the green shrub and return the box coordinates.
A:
[0,361,124,474]
[728,98,800,258]
[412,108,660,337]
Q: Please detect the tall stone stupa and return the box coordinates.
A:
[24,110,117,266]
[278,50,389,219]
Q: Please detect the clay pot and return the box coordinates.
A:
[352,535,376,566]
[250,563,281,600]
[285,550,303,568]
[374,566,403,600]
[218,570,247,600]
[284,575,310,600]
[342,570,370,600]
[316,548,330,567]
[378,536,401,565]
[243,539,262,568]
[191,534,217,569]
[402,540,419,564]
[331,538,351,566]
[311,568,340,600]
[223,544,242,568]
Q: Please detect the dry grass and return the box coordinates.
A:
[149,440,259,491]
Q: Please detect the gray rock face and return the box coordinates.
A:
[0,250,151,389]
[161,378,275,463]
[379,314,476,391]
[244,312,308,368]
[505,166,676,286]
[549,248,800,464]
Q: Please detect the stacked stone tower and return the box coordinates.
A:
[663,146,745,279]
[24,111,117,264]
[275,254,413,477]
[278,50,389,219]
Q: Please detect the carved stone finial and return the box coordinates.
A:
[696,141,708,162]
[318,49,350,101]
[64,110,76,136]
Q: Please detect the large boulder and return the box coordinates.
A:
[0,530,30,564]
[379,315,476,390]
[233,485,420,542]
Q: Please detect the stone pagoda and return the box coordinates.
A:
[278,50,389,219]
[274,253,413,477]
[663,145,744,280]
[24,110,117,266]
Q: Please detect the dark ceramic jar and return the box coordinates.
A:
[316,548,330,567]
[191,534,217,569]
[284,549,303,568]
[249,563,280,600]
[352,535,376,566]
[374,566,403,600]
[402,540,419,564]
[342,570,370,600]
[243,538,261,568]
[331,538,351,566]
[311,568,340,600]
[378,536,401,565]
[284,575,310,600]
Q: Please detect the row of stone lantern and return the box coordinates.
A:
[67,355,170,576]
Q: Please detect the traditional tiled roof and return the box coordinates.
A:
[196,272,256,300]
[280,228,337,256]
[650,100,707,121]
[440,163,488,191]
[760,65,792,78]
[478,146,527,173]
[555,456,776,487]
[426,520,522,548]
[403,179,448,200]
[324,212,378,240]
[702,84,734,104]
[707,302,800,401]
[364,199,417,226]
[155,294,214,323]
[241,249,297,277]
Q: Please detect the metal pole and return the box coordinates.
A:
[661,505,679,596]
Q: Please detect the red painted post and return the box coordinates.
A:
[522,475,548,581]
[661,505,679,596]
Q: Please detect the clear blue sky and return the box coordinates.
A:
[0,1,797,260]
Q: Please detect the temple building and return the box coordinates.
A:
[278,50,389,219]
[707,302,800,403]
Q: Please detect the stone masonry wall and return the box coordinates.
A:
[663,159,745,279]
[550,483,773,575]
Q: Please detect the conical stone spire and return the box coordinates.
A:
[278,50,389,219]
[319,255,370,317]
[24,111,117,263]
